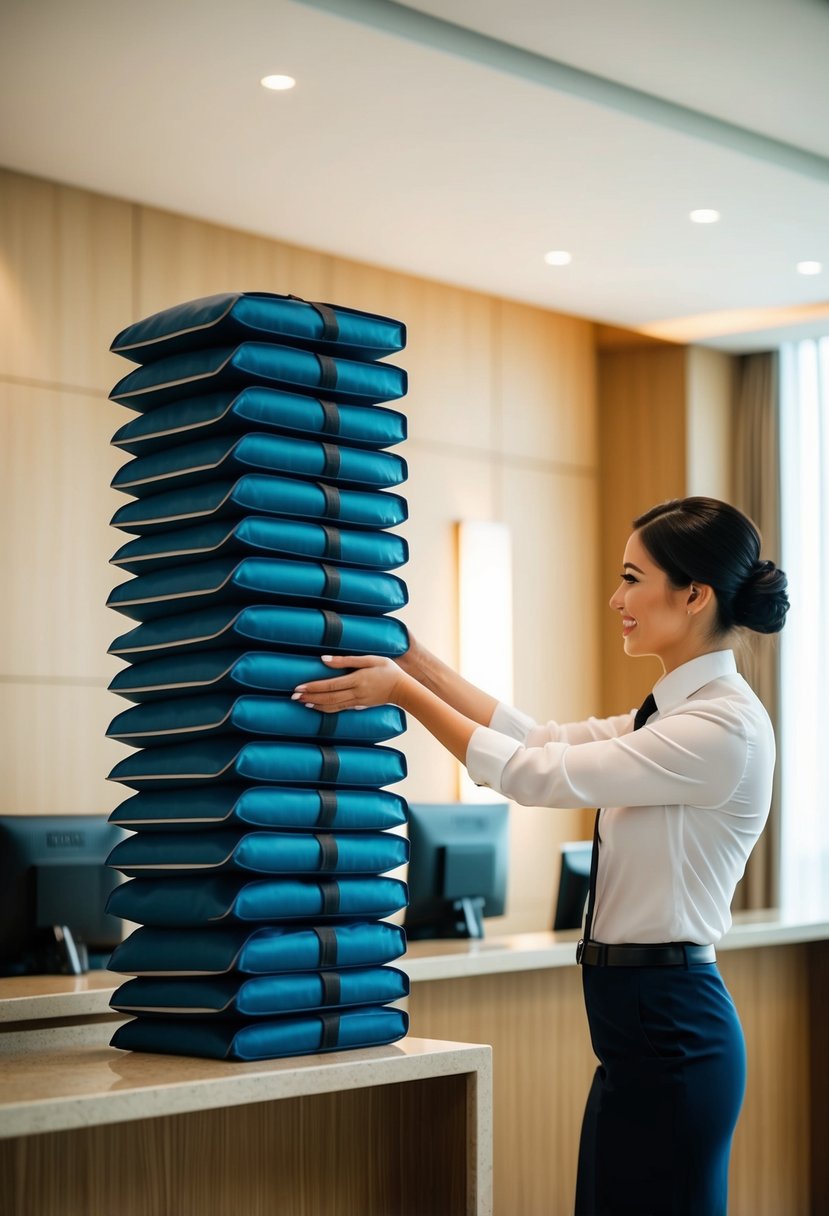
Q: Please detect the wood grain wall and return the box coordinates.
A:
[0,166,600,933]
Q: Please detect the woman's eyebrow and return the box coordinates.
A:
[623,562,645,573]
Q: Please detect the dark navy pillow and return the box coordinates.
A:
[110,966,409,1018]
[111,433,406,498]
[106,694,406,746]
[107,828,408,877]
[106,873,409,925]
[107,557,407,621]
[111,387,406,455]
[108,604,409,662]
[110,475,408,535]
[109,786,408,832]
[109,650,340,702]
[109,343,407,411]
[111,517,408,574]
[110,293,406,364]
[109,921,407,975]
[110,1005,409,1059]
[107,738,407,789]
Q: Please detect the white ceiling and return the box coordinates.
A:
[2,0,829,351]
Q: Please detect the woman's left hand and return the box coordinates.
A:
[292,654,408,713]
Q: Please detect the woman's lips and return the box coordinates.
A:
[622,617,637,637]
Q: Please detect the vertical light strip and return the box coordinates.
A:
[456,521,514,801]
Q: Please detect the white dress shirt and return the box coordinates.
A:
[466,650,775,944]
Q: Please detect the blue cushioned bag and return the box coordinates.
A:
[109,651,344,702]
[111,517,408,574]
[107,739,407,789]
[107,557,407,620]
[107,829,409,877]
[109,787,408,832]
[110,966,409,1018]
[109,921,407,975]
[106,874,409,925]
[110,475,407,535]
[110,343,407,411]
[110,1005,409,1060]
[111,388,406,455]
[110,293,406,364]
[111,434,407,498]
[107,695,405,746]
[109,604,409,662]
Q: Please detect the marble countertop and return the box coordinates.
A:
[0,1030,492,1140]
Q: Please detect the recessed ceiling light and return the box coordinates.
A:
[689,209,720,224]
[261,74,296,91]
[797,260,823,276]
[544,250,572,266]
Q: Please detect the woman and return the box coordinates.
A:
[292,496,789,1216]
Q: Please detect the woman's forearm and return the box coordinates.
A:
[395,672,479,765]
[397,636,499,727]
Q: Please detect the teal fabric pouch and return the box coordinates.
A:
[107,829,408,877]
[109,787,408,832]
[111,433,407,497]
[109,651,343,702]
[111,517,408,574]
[111,387,406,455]
[110,1005,409,1059]
[110,475,408,535]
[108,604,409,662]
[107,556,407,620]
[109,343,407,411]
[106,873,409,925]
[107,738,407,789]
[110,966,409,1017]
[106,695,405,746]
[110,292,406,364]
[109,921,407,975]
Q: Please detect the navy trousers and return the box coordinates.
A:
[575,962,746,1216]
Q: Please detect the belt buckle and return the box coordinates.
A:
[576,938,585,964]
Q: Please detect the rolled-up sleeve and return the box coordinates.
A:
[467,701,749,811]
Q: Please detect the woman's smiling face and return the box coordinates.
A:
[609,531,699,672]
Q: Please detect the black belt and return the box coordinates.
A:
[577,940,716,967]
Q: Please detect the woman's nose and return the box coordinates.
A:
[609,584,624,611]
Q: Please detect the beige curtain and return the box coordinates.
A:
[731,351,781,910]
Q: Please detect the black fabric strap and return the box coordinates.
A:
[321,443,341,478]
[316,833,339,871]
[321,563,341,602]
[321,525,341,561]
[580,692,657,960]
[319,879,340,916]
[314,925,338,967]
[317,482,341,520]
[318,398,340,435]
[317,354,338,391]
[317,789,338,828]
[318,745,340,785]
[320,970,342,1007]
[319,1012,341,1050]
[309,301,340,342]
[317,713,338,739]
[321,610,343,649]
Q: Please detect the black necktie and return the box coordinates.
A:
[580,692,657,951]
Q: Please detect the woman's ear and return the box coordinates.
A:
[686,583,714,616]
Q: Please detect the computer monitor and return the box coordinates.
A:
[404,801,509,940]
[0,815,126,976]
[553,840,593,932]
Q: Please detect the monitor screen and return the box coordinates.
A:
[0,815,126,976]
[404,801,509,940]
[553,840,593,932]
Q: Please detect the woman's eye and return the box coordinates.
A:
[620,573,637,584]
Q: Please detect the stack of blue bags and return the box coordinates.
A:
[103,292,412,1061]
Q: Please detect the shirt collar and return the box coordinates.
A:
[652,649,737,715]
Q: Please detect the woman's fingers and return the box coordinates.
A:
[292,655,401,713]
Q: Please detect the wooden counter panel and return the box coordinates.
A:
[0,1075,468,1216]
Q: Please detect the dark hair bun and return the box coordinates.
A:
[732,560,789,634]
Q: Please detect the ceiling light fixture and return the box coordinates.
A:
[260,74,296,91]
[689,209,720,224]
[797,260,823,276]
[544,250,572,266]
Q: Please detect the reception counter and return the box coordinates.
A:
[1,907,826,1216]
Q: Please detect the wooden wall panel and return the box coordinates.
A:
[0,169,132,392]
